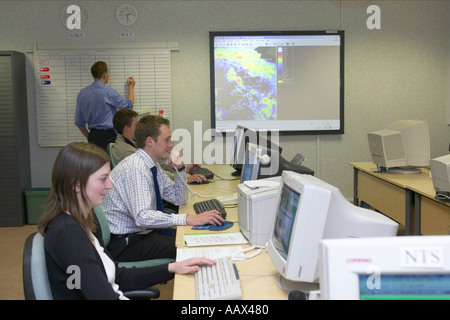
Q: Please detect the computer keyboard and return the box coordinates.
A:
[193,199,227,219]
[195,256,242,300]
[190,167,214,179]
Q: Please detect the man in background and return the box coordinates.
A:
[111,109,139,163]
[75,61,135,151]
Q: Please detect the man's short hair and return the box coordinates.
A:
[113,110,139,134]
[135,115,170,148]
[91,61,108,79]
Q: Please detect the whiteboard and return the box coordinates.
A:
[33,48,172,146]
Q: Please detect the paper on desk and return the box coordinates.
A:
[183,232,249,247]
[176,246,244,262]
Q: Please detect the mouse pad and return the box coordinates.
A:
[192,221,234,231]
[188,180,211,185]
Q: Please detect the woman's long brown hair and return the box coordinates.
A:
[38,142,110,240]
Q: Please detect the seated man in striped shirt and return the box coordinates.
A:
[102,115,224,262]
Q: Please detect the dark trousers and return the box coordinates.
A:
[88,128,117,152]
[107,231,176,263]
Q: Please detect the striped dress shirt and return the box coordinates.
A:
[102,148,189,235]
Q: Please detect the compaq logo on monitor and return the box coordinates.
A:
[401,247,444,268]
[346,258,372,264]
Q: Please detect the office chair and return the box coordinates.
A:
[107,143,117,168]
[23,232,160,300]
[23,232,53,300]
[93,206,175,269]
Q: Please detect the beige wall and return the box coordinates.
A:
[0,0,449,199]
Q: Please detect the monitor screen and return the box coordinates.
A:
[210,31,345,135]
[240,142,267,183]
[358,274,450,300]
[272,183,300,259]
[240,148,255,183]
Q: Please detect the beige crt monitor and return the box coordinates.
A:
[266,171,398,294]
[319,236,450,300]
[430,154,450,201]
[368,120,430,173]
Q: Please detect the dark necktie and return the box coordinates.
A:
[151,165,172,236]
[151,166,164,212]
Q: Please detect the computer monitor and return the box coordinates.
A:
[430,154,450,201]
[240,143,314,184]
[240,143,263,183]
[319,235,450,300]
[266,171,398,293]
[210,30,345,135]
[367,120,430,173]
[230,125,282,176]
[230,125,249,175]
[260,147,314,178]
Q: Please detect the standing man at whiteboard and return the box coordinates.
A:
[75,61,135,151]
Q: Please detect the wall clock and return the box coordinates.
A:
[116,4,138,26]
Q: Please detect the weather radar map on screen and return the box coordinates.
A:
[210,31,344,134]
[214,46,277,122]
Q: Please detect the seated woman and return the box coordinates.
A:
[38,142,215,300]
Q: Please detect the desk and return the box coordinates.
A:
[173,165,288,300]
[350,162,418,235]
[350,162,450,235]
[407,178,450,235]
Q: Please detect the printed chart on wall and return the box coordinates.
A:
[34,49,172,146]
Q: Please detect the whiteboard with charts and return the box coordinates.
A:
[33,46,173,147]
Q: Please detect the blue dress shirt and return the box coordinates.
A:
[75,81,133,130]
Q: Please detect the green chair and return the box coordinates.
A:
[93,206,175,269]
[107,143,117,168]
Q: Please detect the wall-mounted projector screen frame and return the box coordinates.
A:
[209,30,345,135]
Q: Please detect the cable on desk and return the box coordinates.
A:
[213,172,240,181]
[175,166,221,200]
[435,193,450,202]
[223,204,237,209]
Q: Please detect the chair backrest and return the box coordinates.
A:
[23,232,53,300]
[94,206,111,246]
[107,143,117,168]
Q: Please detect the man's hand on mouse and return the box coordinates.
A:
[186,210,224,226]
